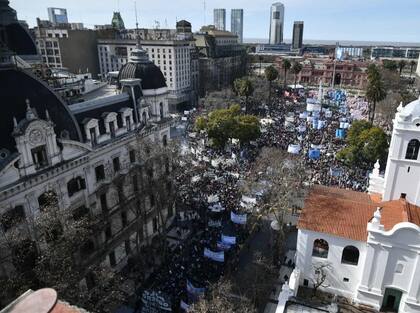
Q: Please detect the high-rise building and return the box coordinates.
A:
[292,21,304,50]
[213,8,226,31]
[269,2,284,45]
[231,9,244,44]
[47,7,68,25]
[417,54,420,76]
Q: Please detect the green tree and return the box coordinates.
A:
[291,61,303,88]
[200,105,261,148]
[234,78,254,113]
[282,58,292,87]
[195,116,207,131]
[366,65,386,123]
[264,65,278,106]
[382,59,398,72]
[336,120,388,168]
[409,60,417,77]
[398,60,407,75]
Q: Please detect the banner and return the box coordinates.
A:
[186,280,205,295]
[231,211,247,225]
[208,203,224,212]
[309,149,321,160]
[204,248,224,262]
[217,241,231,250]
[180,300,189,311]
[222,235,236,245]
[208,219,222,228]
[141,290,172,313]
[287,144,301,154]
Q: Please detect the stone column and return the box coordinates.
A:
[359,243,376,291]
[371,244,391,294]
[407,252,420,302]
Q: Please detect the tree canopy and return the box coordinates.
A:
[234,77,254,112]
[195,104,261,148]
[366,64,387,123]
[336,120,389,168]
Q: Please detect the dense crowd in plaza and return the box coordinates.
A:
[137,86,372,312]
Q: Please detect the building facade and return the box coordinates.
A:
[0,2,176,303]
[47,7,68,25]
[292,21,303,50]
[371,46,420,60]
[231,9,244,44]
[295,98,420,313]
[269,2,284,45]
[213,8,226,31]
[33,22,100,77]
[297,58,369,89]
[194,26,247,97]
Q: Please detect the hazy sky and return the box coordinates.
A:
[10,0,420,43]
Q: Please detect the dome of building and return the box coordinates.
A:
[118,47,167,90]
[0,68,82,156]
[0,0,37,55]
[401,97,420,119]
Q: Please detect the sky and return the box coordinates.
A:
[10,0,420,43]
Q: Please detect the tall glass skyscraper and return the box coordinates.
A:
[214,8,226,31]
[231,9,244,43]
[292,21,304,49]
[269,2,284,44]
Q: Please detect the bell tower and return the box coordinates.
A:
[382,98,420,205]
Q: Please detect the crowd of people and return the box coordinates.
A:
[136,86,373,312]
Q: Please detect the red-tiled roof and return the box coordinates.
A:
[297,185,420,241]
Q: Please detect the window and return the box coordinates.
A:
[67,177,86,197]
[150,194,155,207]
[109,251,116,267]
[109,121,116,138]
[405,139,420,160]
[312,239,329,258]
[113,157,120,172]
[159,102,164,119]
[162,135,168,147]
[303,279,309,286]
[105,225,112,241]
[100,194,108,213]
[341,246,359,265]
[95,165,105,182]
[121,211,128,227]
[89,127,97,146]
[125,116,131,131]
[31,145,49,169]
[343,277,349,282]
[1,206,25,232]
[129,150,136,163]
[133,175,139,192]
[125,240,131,255]
[152,216,158,232]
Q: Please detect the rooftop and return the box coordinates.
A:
[298,185,420,241]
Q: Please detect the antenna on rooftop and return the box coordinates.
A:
[203,0,206,25]
[134,1,139,30]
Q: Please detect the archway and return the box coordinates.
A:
[381,288,402,312]
[334,73,341,86]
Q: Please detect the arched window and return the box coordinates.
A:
[312,239,329,258]
[162,135,168,147]
[67,176,86,197]
[341,245,360,265]
[159,102,164,119]
[405,139,420,160]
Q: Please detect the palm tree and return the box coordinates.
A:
[398,60,407,76]
[264,65,278,107]
[234,78,254,113]
[291,61,303,89]
[409,60,417,77]
[366,65,386,123]
[282,59,291,88]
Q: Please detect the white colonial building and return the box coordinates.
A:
[296,98,420,312]
[0,1,176,304]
